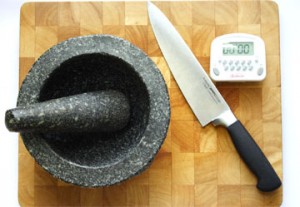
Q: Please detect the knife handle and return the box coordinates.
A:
[227,120,281,192]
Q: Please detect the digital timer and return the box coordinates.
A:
[210,33,266,82]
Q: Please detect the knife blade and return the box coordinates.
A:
[148,1,281,192]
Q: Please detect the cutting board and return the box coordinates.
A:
[19,1,282,206]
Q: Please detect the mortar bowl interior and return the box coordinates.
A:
[39,52,150,168]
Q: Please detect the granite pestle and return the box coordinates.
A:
[5,90,130,133]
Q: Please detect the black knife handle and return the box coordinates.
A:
[227,120,281,192]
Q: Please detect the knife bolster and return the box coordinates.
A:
[212,110,237,127]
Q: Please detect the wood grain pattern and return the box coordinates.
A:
[19,1,282,206]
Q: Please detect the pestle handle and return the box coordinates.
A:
[5,90,130,133]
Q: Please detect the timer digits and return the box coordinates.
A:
[223,42,254,56]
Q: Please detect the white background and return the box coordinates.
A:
[0,0,299,206]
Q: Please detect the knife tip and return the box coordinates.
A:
[147,1,155,9]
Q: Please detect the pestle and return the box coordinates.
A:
[5,90,130,133]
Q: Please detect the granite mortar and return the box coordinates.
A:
[16,35,170,187]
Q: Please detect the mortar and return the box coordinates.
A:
[6,35,170,187]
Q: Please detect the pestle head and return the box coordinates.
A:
[5,90,130,133]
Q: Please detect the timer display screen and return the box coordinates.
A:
[222,42,254,56]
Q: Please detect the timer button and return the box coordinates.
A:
[213,68,220,76]
[257,67,264,76]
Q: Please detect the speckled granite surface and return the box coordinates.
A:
[6,90,130,133]
[16,35,170,187]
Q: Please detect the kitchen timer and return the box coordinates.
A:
[210,33,266,82]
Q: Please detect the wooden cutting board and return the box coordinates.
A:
[19,1,282,206]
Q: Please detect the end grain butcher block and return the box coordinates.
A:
[19,1,282,206]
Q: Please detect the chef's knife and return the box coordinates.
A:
[148,1,281,192]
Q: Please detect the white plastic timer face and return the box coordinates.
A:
[210,33,266,82]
